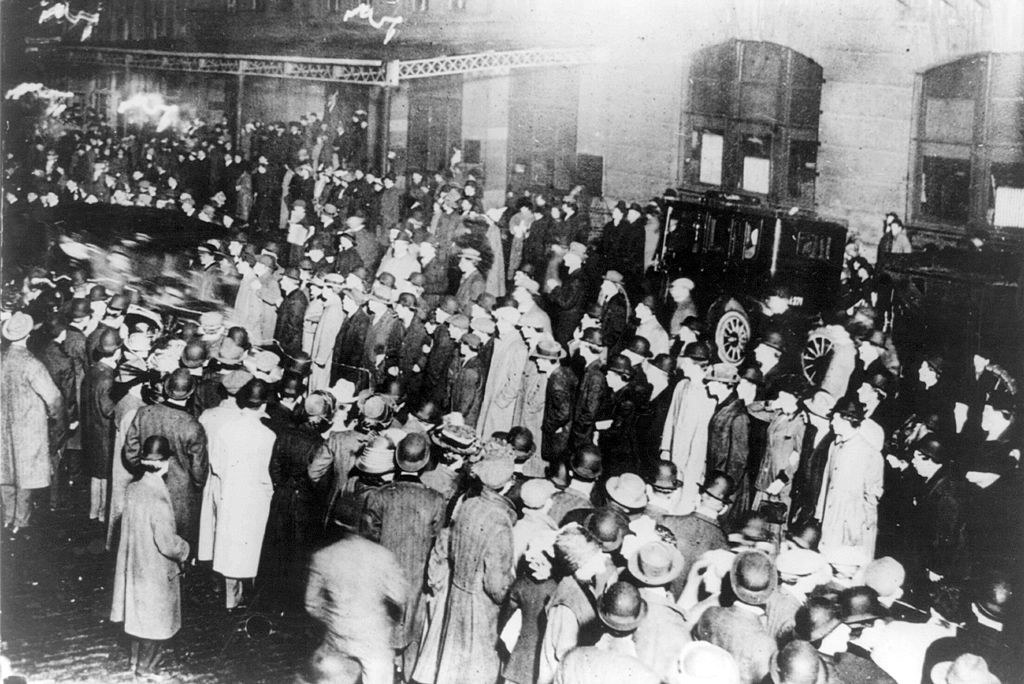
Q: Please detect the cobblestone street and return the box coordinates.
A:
[2,474,319,683]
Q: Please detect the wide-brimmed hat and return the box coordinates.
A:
[775,548,828,582]
[531,338,566,360]
[839,586,886,624]
[628,541,685,586]
[520,478,557,509]
[671,642,741,684]
[330,378,358,405]
[802,389,836,419]
[199,310,225,334]
[471,443,515,490]
[220,369,254,395]
[704,363,740,385]
[1,312,33,341]
[602,270,624,284]
[358,393,393,424]
[861,557,905,599]
[730,550,777,606]
[369,281,396,304]
[243,350,283,383]
[605,473,648,510]
[597,581,647,632]
[930,654,1001,684]
[430,422,480,457]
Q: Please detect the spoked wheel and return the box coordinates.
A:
[714,310,751,365]
[802,331,835,385]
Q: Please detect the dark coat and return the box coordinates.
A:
[707,394,751,523]
[350,228,381,273]
[570,360,607,453]
[331,307,371,385]
[454,270,486,316]
[542,365,578,463]
[361,475,445,651]
[81,361,116,478]
[333,247,364,277]
[695,606,775,684]
[275,287,308,357]
[124,403,209,548]
[910,466,970,582]
[501,574,558,684]
[398,317,429,378]
[598,381,649,476]
[657,511,727,598]
[600,293,630,355]
[967,467,1024,572]
[446,354,485,428]
[39,340,78,426]
[435,488,517,684]
[546,270,587,345]
[788,425,835,526]
[360,308,404,387]
[426,325,457,405]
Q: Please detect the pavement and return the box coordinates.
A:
[1,473,321,683]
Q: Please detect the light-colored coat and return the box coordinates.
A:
[110,474,190,640]
[816,430,884,558]
[660,378,717,514]
[1,345,65,489]
[233,271,282,345]
[513,361,548,477]
[106,392,145,550]
[477,333,529,438]
[197,400,243,561]
[309,292,345,391]
[208,409,276,578]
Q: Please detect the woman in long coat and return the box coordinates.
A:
[477,323,529,438]
[208,381,277,607]
[110,436,190,677]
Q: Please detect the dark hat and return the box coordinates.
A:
[985,388,1015,415]
[95,327,121,356]
[297,257,315,271]
[237,378,271,409]
[797,596,843,642]
[570,445,603,481]
[506,426,536,463]
[460,332,482,351]
[107,293,130,313]
[865,370,896,398]
[579,327,606,349]
[281,267,301,282]
[585,508,628,552]
[140,435,172,462]
[397,432,431,473]
[923,353,946,376]
[625,335,652,358]
[839,586,886,624]
[913,434,947,463]
[698,470,735,504]
[757,329,787,353]
[681,340,712,362]
[739,364,764,386]
[605,354,635,380]
[69,298,91,320]
[731,550,778,606]
[164,368,196,401]
[650,460,682,493]
[613,200,628,213]
[597,581,647,633]
[88,284,108,301]
[180,339,208,369]
[831,396,866,422]
[278,372,307,399]
[285,351,313,377]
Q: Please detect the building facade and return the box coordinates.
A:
[36,0,1024,254]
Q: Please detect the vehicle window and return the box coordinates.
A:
[796,231,833,261]
[706,215,730,256]
[698,131,724,186]
[741,135,772,194]
[742,220,760,260]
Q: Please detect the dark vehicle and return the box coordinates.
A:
[879,227,1024,379]
[658,190,847,364]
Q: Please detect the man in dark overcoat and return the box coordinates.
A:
[82,327,120,522]
[123,369,209,550]
[274,267,308,358]
[703,363,751,527]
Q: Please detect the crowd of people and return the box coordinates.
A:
[2,106,1022,684]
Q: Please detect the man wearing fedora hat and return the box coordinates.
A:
[445,332,486,428]
[596,354,649,477]
[788,389,837,528]
[124,368,209,552]
[1,312,67,533]
[361,432,446,672]
[454,245,487,316]
[477,297,528,439]
[703,363,752,526]
[329,279,373,386]
[275,266,308,358]
[570,328,610,454]
[545,241,589,345]
[536,338,577,467]
[597,270,630,355]
[548,446,604,525]
[359,276,403,390]
[309,273,347,391]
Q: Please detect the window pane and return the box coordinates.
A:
[920,156,970,223]
[992,162,1024,228]
[741,135,771,194]
[699,131,723,185]
[924,98,974,143]
[788,140,817,201]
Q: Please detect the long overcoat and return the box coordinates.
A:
[124,402,209,548]
[569,360,607,453]
[707,393,751,523]
[1,345,65,489]
[110,474,190,640]
[275,287,308,357]
[81,361,116,478]
[310,294,345,391]
[513,361,547,475]
[209,409,276,578]
[477,332,530,438]
[361,476,446,655]
[542,364,578,463]
[546,270,587,345]
[434,488,517,684]
[660,378,716,514]
[446,354,485,428]
[815,430,884,558]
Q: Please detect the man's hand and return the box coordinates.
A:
[766,479,785,496]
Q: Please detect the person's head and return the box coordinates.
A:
[860,556,905,607]
[585,508,628,554]
[829,398,864,439]
[754,330,785,370]
[765,284,793,316]
[787,519,822,551]
[604,354,633,392]
[981,391,1014,440]
[918,356,943,388]
[599,271,623,301]
[457,248,481,275]
[569,445,603,484]
[971,569,1015,627]
[910,434,946,480]
[703,364,739,402]
[698,470,735,515]
[668,277,694,304]
[677,341,711,379]
[139,435,173,477]
[770,640,826,684]
[554,523,607,583]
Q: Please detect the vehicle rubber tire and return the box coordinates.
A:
[708,296,751,365]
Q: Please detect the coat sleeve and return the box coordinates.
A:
[32,359,67,437]
[927,487,966,577]
[660,383,686,452]
[725,412,750,485]
[455,366,482,423]
[360,490,383,542]
[268,437,285,489]
[570,373,602,450]
[187,423,210,489]
[544,372,577,433]
[308,441,335,483]
[151,506,190,562]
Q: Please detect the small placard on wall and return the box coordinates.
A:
[699,132,723,186]
[743,156,771,194]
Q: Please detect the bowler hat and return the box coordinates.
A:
[798,597,842,642]
[698,470,735,504]
[69,298,91,320]
[602,270,624,284]
[96,327,122,356]
[585,509,627,552]
[605,354,635,380]
[472,448,515,490]
[650,460,682,493]
[3,312,34,342]
[682,340,712,362]
[731,550,778,606]
[180,340,208,369]
[757,329,787,353]
[832,396,866,422]
[580,327,606,349]
[396,432,431,473]
[625,335,652,358]
[359,393,393,425]
[278,373,307,399]
[913,434,946,463]
[460,332,482,351]
[141,435,172,462]
[281,267,301,282]
[605,473,647,510]
[285,351,313,377]
[628,541,685,587]
[220,369,253,395]
[215,337,245,366]
[865,370,896,397]
[597,581,647,632]
[570,446,603,481]
[164,368,196,401]
[839,586,886,624]
[107,293,130,314]
[237,378,271,408]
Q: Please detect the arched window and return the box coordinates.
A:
[912,52,1024,230]
[682,40,823,208]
